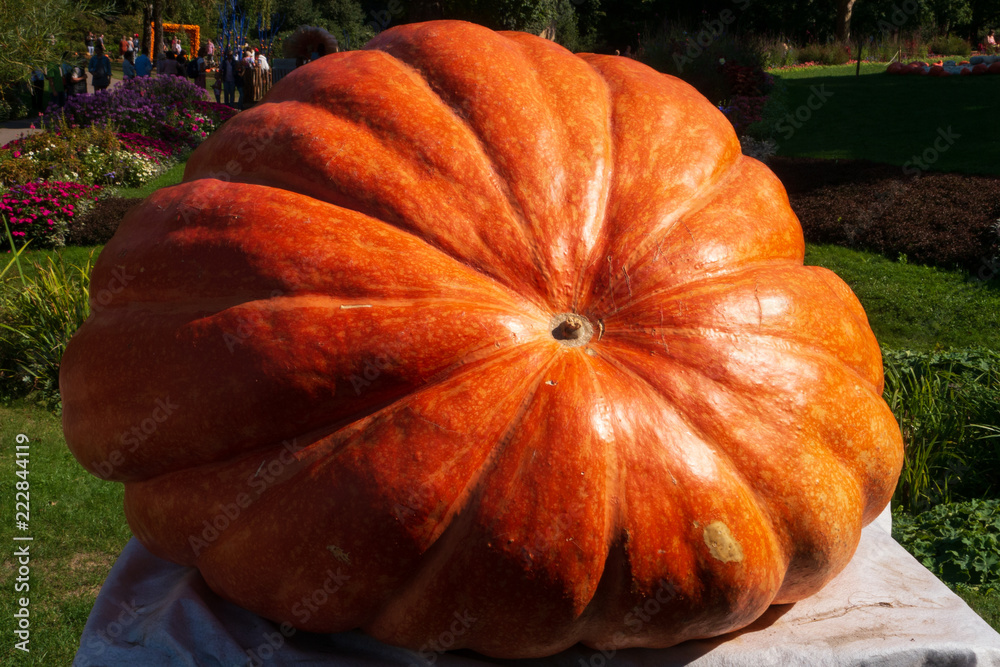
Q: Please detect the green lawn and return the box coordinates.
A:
[0,403,130,665]
[805,244,1000,350]
[112,160,186,200]
[771,63,1000,176]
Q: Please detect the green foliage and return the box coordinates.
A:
[927,33,972,55]
[0,125,135,187]
[0,245,93,410]
[893,500,1000,593]
[795,42,851,65]
[744,75,789,140]
[882,349,1000,511]
[640,26,771,106]
[433,0,592,52]
[0,0,72,90]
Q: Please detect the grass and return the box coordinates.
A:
[771,63,1000,176]
[805,244,1000,350]
[3,246,100,285]
[958,587,1000,630]
[0,401,130,665]
[111,160,186,200]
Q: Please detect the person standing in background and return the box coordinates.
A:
[46,55,67,108]
[29,68,45,116]
[67,54,88,97]
[160,50,179,76]
[88,45,112,91]
[85,32,94,56]
[221,50,236,107]
[123,52,137,79]
[254,47,269,71]
[194,45,208,89]
[135,49,152,77]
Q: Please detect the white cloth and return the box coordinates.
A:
[73,507,1000,666]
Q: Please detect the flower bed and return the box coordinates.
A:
[2,76,238,249]
[0,126,178,189]
[1,181,100,248]
[770,157,1000,274]
[47,77,235,146]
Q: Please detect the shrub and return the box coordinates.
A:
[1,182,100,249]
[65,196,140,246]
[639,26,770,106]
[928,34,972,57]
[795,42,850,65]
[893,500,1000,593]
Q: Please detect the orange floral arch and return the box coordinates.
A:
[148,23,201,57]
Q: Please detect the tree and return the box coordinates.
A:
[0,0,73,116]
[834,0,858,41]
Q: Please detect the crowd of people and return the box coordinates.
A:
[29,32,276,116]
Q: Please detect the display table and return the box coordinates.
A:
[73,507,1000,666]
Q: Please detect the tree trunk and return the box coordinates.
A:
[152,0,164,58]
[835,0,858,42]
[141,5,151,56]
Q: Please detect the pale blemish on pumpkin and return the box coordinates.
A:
[327,545,351,564]
[703,521,744,563]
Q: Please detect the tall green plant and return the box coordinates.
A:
[884,349,1000,512]
[884,356,969,511]
[0,247,92,410]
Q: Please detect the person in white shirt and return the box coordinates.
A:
[254,48,269,71]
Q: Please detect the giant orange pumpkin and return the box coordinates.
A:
[61,20,903,658]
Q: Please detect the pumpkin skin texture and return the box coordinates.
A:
[60,20,903,658]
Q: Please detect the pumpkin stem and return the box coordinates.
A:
[550,313,593,347]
